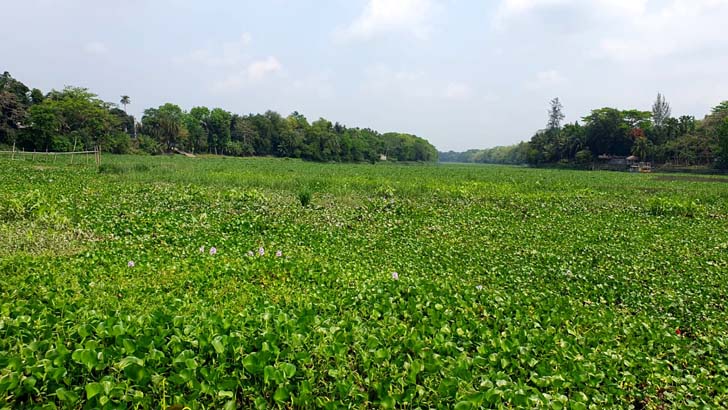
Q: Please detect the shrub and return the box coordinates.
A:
[136,135,162,155]
[647,197,702,218]
[298,190,312,208]
[107,132,132,154]
[98,163,127,174]
[575,149,593,164]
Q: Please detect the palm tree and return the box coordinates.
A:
[120,95,130,113]
[631,136,651,161]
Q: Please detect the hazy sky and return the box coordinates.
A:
[2,0,727,151]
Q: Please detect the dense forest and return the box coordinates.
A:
[441,96,728,169]
[0,72,438,162]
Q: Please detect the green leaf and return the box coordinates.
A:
[454,401,473,410]
[273,386,290,402]
[85,382,103,399]
[55,387,79,403]
[212,338,225,355]
[280,362,296,379]
[263,365,277,384]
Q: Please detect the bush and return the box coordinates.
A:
[647,197,702,218]
[136,135,162,155]
[51,136,74,152]
[98,163,127,174]
[575,149,592,164]
[107,132,131,154]
[224,141,242,157]
[298,190,312,208]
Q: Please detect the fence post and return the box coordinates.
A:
[11,142,15,160]
[71,140,77,164]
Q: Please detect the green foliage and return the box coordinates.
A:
[1,71,437,163]
[297,189,312,207]
[440,142,529,164]
[135,135,162,155]
[717,117,728,169]
[2,156,728,408]
[574,149,592,164]
[646,197,702,218]
[457,97,723,169]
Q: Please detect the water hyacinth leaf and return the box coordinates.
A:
[273,386,290,402]
[280,362,296,379]
[85,382,103,399]
[55,387,79,403]
[212,338,225,355]
[2,157,728,408]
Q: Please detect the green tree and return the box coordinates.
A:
[120,95,130,113]
[547,97,565,131]
[0,91,27,146]
[208,108,231,154]
[142,103,186,151]
[651,92,671,128]
[583,108,637,156]
[26,86,118,151]
[631,136,652,161]
[0,72,32,146]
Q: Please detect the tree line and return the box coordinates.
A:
[441,96,728,169]
[0,72,438,162]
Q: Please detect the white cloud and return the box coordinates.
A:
[444,82,472,100]
[595,0,728,61]
[360,64,433,98]
[247,56,282,81]
[494,0,728,62]
[176,33,252,67]
[494,0,646,25]
[83,41,108,55]
[213,56,283,91]
[292,72,335,99]
[337,0,437,41]
[528,70,567,89]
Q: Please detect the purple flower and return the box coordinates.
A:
[209,247,217,255]
[258,247,265,256]
[391,271,399,280]
[127,261,135,268]
[275,250,282,257]
[247,251,254,257]
[199,246,205,253]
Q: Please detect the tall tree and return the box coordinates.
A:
[141,103,186,151]
[25,86,118,151]
[120,95,130,113]
[547,97,565,131]
[652,93,671,128]
[208,108,232,154]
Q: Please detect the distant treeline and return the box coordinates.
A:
[0,71,438,162]
[439,143,529,164]
[441,96,728,169]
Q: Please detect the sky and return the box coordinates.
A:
[2,0,728,151]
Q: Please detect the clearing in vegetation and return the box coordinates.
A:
[1,155,728,409]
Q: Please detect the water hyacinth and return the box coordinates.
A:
[209,247,217,255]
[476,285,483,291]
[276,250,282,257]
[199,246,205,253]
[127,261,135,268]
[259,247,265,256]
[247,251,254,257]
[391,271,399,280]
